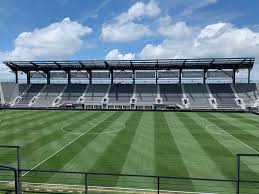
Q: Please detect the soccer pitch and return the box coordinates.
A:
[0,109,259,193]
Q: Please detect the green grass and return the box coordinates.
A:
[0,109,259,193]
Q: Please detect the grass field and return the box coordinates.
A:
[0,109,259,193]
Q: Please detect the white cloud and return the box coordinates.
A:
[0,17,92,61]
[101,22,151,42]
[105,49,135,60]
[140,21,259,79]
[116,0,160,24]
[101,0,160,42]
[158,16,193,39]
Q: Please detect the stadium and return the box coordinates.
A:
[0,57,259,194]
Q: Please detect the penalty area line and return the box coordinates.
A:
[22,112,116,177]
[206,123,259,154]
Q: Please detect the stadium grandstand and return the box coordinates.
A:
[0,57,258,111]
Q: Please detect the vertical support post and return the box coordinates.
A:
[67,70,71,85]
[132,69,135,85]
[17,146,22,194]
[248,69,251,84]
[236,154,240,194]
[46,71,50,85]
[85,173,88,194]
[157,177,160,194]
[14,169,19,194]
[155,69,158,85]
[88,70,92,85]
[179,68,182,85]
[203,68,207,84]
[14,71,18,83]
[234,69,236,85]
[26,71,31,84]
[110,70,113,85]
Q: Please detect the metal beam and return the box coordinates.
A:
[132,69,135,85]
[104,61,111,70]
[67,70,71,85]
[14,71,18,83]
[203,68,207,84]
[26,71,31,84]
[179,68,182,85]
[31,62,39,68]
[87,70,92,85]
[9,62,26,73]
[233,69,236,85]
[156,60,159,85]
[110,69,113,85]
[3,58,255,75]
[46,71,50,85]
[130,61,134,70]
[54,62,61,69]
[248,69,251,84]
[155,70,158,85]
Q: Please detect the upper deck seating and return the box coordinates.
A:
[108,84,133,104]
[17,84,45,106]
[209,84,239,109]
[184,84,212,108]
[233,83,259,107]
[135,84,157,104]
[0,82,27,104]
[32,84,66,107]
[60,84,87,104]
[160,84,183,105]
[83,84,109,104]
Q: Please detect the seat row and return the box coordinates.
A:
[0,82,258,109]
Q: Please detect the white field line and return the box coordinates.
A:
[22,112,116,177]
[0,181,217,194]
[205,123,259,154]
[60,121,125,135]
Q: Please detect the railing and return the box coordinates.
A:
[0,168,259,194]
[1,147,259,193]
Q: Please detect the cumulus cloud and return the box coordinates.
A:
[140,20,259,79]
[101,22,151,42]
[115,0,160,24]
[158,16,193,40]
[105,49,135,60]
[0,17,92,61]
[101,0,160,42]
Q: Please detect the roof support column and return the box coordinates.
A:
[132,69,135,85]
[26,71,31,85]
[248,69,251,84]
[110,70,113,85]
[88,70,92,85]
[233,68,236,85]
[46,71,50,85]
[203,68,207,84]
[179,68,182,85]
[14,71,18,84]
[155,69,158,85]
[67,70,71,85]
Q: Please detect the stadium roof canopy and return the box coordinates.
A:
[2,57,255,85]
[3,57,255,72]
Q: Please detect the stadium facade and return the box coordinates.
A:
[1,57,259,110]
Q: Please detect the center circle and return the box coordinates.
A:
[60,120,125,135]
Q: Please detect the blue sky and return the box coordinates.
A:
[0,0,259,79]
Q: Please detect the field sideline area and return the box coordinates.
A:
[0,109,259,193]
